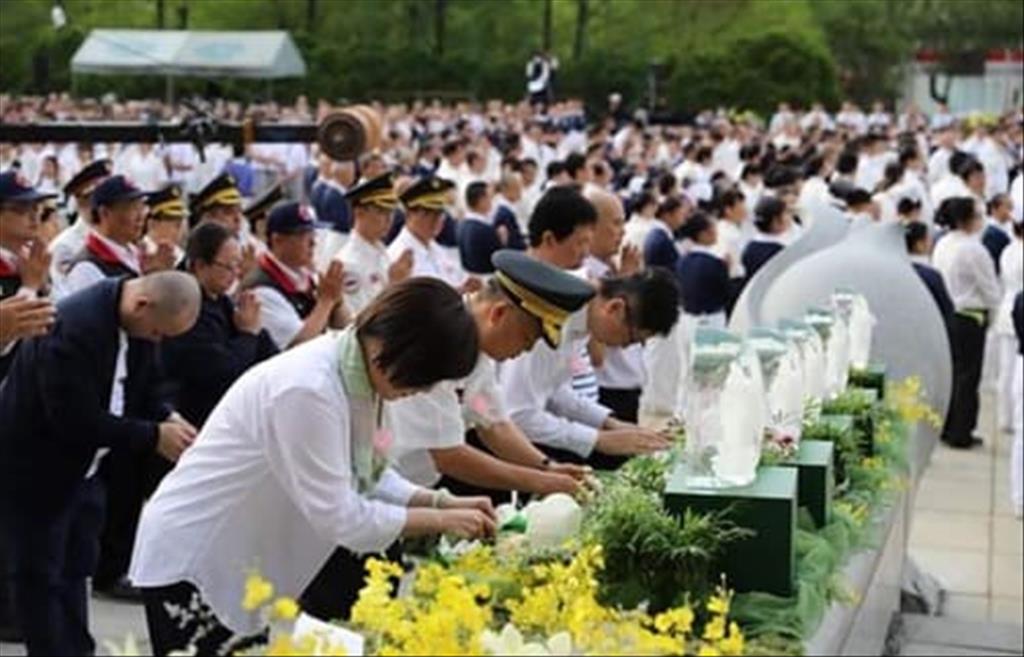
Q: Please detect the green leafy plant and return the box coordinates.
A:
[583,485,750,613]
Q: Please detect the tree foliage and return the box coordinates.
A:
[0,0,1020,110]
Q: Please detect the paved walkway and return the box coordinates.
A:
[903,390,1023,656]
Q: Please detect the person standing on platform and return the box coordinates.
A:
[995,220,1023,435]
[336,172,412,316]
[982,193,1014,274]
[0,272,201,655]
[48,159,112,297]
[130,280,494,656]
[242,201,346,351]
[933,197,1003,449]
[163,223,278,429]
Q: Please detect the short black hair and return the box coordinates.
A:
[904,220,929,252]
[679,211,713,241]
[465,181,489,211]
[442,139,464,157]
[764,165,800,190]
[836,150,859,175]
[528,186,598,247]
[186,222,235,269]
[565,153,587,180]
[898,145,920,166]
[356,278,480,389]
[546,160,566,180]
[599,269,680,338]
[846,188,872,208]
[954,155,983,181]
[897,197,922,216]
[754,195,786,232]
[656,195,683,219]
[632,191,657,214]
[935,196,978,229]
[717,187,745,214]
[987,193,1009,215]
[658,173,677,197]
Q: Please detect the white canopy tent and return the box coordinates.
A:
[70,29,307,100]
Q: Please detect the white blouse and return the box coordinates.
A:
[130,333,416,634]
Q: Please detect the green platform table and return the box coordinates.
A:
[664,465,798,597]
[778,440,835,529]
[849,363,887,401]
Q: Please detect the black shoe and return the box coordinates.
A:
[0,621,22,643]
[93,576,143,603]
[946,436,984,450]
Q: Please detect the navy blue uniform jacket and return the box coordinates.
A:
[0,278,171,516]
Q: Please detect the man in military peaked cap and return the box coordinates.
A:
[335,171,412,315]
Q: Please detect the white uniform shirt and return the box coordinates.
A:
[499,310,611,458]
[623,215,657,253]
[85,329,128,479]
[387,227,466,289]
[1011,173,1023,223]
[129,334,415,634]
[995,237,1024,337]
[61,231,141,299]
[337,230,389,316]
[48,218,91,297]
[252,253,316,350]
[388,353,506,487]
[714,220,747,279]
[932,230,1003,313]
[583,256,646,391]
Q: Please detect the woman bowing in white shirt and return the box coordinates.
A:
[130,278,495,656]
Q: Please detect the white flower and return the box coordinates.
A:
[482,623,574,656]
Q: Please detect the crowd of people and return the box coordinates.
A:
[0,92,1022,655]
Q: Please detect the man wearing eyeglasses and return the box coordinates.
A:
[499,186,682,469]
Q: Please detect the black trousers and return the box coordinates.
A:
[141,581,267,657]
[943,313,987,447]
[95,450,171,588]
[300,544,402,623]
[437,429,516,507]
[4,477,105,656]
[598,387,641,424]
[0,521,19,638]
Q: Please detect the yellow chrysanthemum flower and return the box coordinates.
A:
[270,597,300,621]
[242,572,275,612]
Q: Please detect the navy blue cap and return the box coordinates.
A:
[266,201,328,236]
[0,170,58,203]
[63,159,113,197]
[492,250,596,348]
[91,175,148,209]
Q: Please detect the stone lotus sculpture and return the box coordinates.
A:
[731,198,851,332]
[745,220,952,472]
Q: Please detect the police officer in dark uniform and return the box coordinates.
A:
[163,223,278,429]
[49,159,113,295]
[241,201,347,350]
